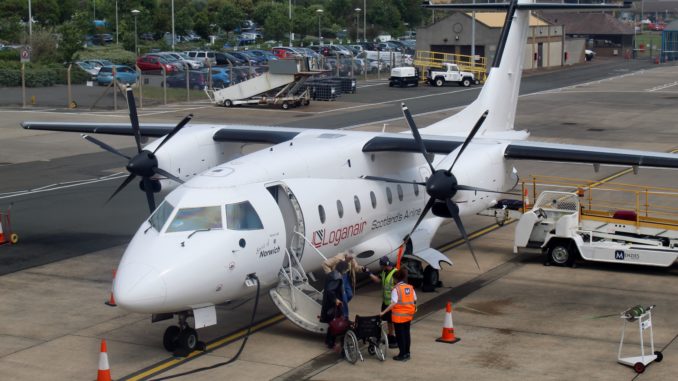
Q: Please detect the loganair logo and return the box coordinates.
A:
[312,221,367,248]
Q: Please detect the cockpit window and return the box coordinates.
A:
[166,206,223,233]
[226,201,263,230]
[149,200,174,231]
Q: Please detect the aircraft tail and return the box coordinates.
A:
[421,2,531,137]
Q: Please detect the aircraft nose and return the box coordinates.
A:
[114,263,166,312]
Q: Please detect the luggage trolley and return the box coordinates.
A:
[0,204,18,246]
[342,315,389,364]
[618,305,663,374]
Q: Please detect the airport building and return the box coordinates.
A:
[415,12,578,70]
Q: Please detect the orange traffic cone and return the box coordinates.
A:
[105,269,116,307]
[435,302,460,344]
[97,339,112,381]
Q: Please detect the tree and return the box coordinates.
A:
[33,0,61,26]
[264,9,290,41]
[58,21,85,62]
[175,7,194,35]
[220,1,245,32]
[193,11,211,39]
[293,6,318,39]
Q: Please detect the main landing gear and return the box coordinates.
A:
[162,312,206,356]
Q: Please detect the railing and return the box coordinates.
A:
[414,50,488,81]
[294,231,328,261]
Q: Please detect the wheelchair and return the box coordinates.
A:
[342,315,389,364]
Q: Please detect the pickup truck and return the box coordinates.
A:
[427,63,477,87]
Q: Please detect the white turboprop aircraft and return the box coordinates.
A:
[21,0,675,354]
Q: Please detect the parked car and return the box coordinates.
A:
[210,67,231,88]
[96,65,138,86]
[163,70,208,89]
[139,32,155,41]
[136,54,179,73]
[184,51,217,66]
[296,47,320,59]
[215,52,246,66]
[238,32,258,45]
[75,61,100,76]
[160,52,203,69]
[82,59,113,70]
[227,51,257,65]
[271,47,303,59]
[247,49,279,63]
[93,33,113,45]
[239,50,268,64]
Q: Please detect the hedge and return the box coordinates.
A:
[78,47,136,66]
[0,64,91,87]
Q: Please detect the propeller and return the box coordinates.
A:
[363,103,506,270]
[83,87,189,213]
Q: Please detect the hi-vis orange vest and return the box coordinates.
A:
[391,283,416,323]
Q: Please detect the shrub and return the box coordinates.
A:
[0,49,20,61]
[79,46,136,66]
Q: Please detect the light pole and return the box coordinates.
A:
[131,9,140,57]
[171,0,175,51]
[27,0,32,37]
[355,8,361,42]
[289,0,292,47]
[115,0,119,45]
[317,9,323,45]
[363,0,366,43]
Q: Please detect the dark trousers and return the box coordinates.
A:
[393,321,411,356]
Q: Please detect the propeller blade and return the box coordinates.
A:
[401,103,435,173]
[126,87,143,153]
[152,114,193,155]
[456,184,520,196]
[154,167,185,184]
[361,175,425,186]
[106,173,137,204]
[404,197,436,242]
[142,177,157,213]
[449,110,489,171]
[82,134,131,160]
[446,199,481,271]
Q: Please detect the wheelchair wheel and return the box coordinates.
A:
[375,324,388,361]
[343,330,359,364]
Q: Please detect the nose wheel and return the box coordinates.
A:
[162,313,206,356]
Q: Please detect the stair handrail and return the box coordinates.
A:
[293,231,328,261]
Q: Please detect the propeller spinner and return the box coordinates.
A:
[83,87,188,213]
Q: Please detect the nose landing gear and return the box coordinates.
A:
[162,312,206,357]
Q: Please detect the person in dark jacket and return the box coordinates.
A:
[319,261,349,348]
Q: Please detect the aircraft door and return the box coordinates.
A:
[266,183,306,264]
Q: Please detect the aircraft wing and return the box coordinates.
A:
[363,135,678,169]
[21,121,304,144]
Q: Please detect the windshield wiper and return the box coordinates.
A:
[188,228,211,239]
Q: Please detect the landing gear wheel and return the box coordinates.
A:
[549,243,573,266]
[178,328,199,352]
[434,78,444,87]
[633,362,646,374]
[282,101,290,110]
[223,99,233,107]
[422,265,439,292]
[375,324,388,361]
[163,325,181,352]
[655,351,663,362]
[343,330,359,364]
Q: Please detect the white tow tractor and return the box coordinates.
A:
[514,190,678,267]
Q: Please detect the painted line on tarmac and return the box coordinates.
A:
[646,80,678,92]
[0,173,126,200]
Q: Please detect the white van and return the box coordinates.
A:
[184,51,217,65]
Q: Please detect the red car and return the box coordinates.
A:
[271,47,302,59]
[136,54,178,73]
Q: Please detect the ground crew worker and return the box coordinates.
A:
[380,268,416,361]
[367,256,398,348]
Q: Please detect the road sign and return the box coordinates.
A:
[20,48,30,63]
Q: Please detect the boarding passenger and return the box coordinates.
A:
[320,261,349,349]
[366,256,398,348]
[322,252,366,317]
[380,268,416,361]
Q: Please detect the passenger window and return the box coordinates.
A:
[397,184,404,201]
[319,205,326,224]
[166,206,222,233]
[354,195,361,213]
[370,191,377,208]
[413,183,420,196]
[386,187,393,204]
[225,201,263,230]
[149,200,174,231]
[337,200,344,218]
